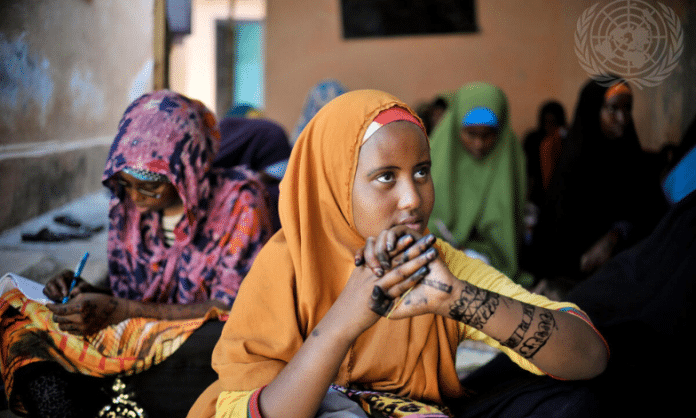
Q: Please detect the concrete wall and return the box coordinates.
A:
[264,0,696,151]
[0,0,155,233]
[2,0,695,233]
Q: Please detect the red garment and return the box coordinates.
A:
[539,128,563,191]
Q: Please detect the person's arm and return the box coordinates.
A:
[46,294,227,335]
[436,278,607,379]
[362,227,608,381]
[255,236,438,418]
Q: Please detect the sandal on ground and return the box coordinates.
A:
[21,227,93,243]
[53,215,105,233]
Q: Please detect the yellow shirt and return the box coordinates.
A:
[213,240,591,418]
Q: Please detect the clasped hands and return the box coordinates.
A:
[351,226,456,321]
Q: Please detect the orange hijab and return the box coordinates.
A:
[191,90,464,416]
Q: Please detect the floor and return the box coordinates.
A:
[0,191,111,288]
[0,190,499,416]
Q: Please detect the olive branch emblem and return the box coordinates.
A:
[574,1,684,89]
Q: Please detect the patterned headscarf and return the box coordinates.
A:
[102,90,272,306]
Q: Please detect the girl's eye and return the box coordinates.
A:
[376,172,395,183]
[415,166,431,179]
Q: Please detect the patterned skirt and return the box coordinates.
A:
[331,384,453,418]
[0,288,225,414]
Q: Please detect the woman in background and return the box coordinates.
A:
[532,78,667,289]
[520,100,568,280]
[214,115,292,232]
[291,79,348,142]
[427,82,531,287]
[523,100,568,209]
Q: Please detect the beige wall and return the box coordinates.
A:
[2,0,694,233]
[264,0,696,151]
[0,0,156,232]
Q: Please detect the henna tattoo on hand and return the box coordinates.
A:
[519,311,556,358]
[370,285,393,316]
[422,278,453,293]
[449,284,499,329]
[501,303,535,348]
[396,235,436,267]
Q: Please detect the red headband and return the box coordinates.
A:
[363,106,426,143]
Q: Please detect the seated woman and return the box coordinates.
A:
[416,94,450,135]
[532,78,667,288]
[523,100,568,209]
[188,89,608,418]
[427,82,531,287]
[214,116,293,233]
[520,100,568,280]
[0,90,273,418]
[563,114,696,416]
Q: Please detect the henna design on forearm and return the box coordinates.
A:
[518,311,556,358]
[83,298,118,334]
[449,284,499,329]
[501,303,535,348]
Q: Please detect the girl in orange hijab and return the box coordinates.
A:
[189,90,608,418]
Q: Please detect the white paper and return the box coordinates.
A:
[0,272,50,304]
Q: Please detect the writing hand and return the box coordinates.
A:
[46,293,125,335]
[43,269,99,302]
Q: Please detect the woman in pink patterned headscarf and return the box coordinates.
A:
[0,90,273,417]
[98,90,272,309]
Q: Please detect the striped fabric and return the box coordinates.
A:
[0,289,226,414]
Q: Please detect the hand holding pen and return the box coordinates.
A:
[61,252,90,303]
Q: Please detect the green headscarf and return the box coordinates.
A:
[427,82,531,286]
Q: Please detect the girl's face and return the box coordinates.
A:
[600,92,633,140]
[352,121,434,239]
[459,125,499,160]
[116,172,182,214]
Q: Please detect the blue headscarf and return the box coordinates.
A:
[291,79,348,142]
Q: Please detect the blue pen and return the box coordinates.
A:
[62,252,90,303]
